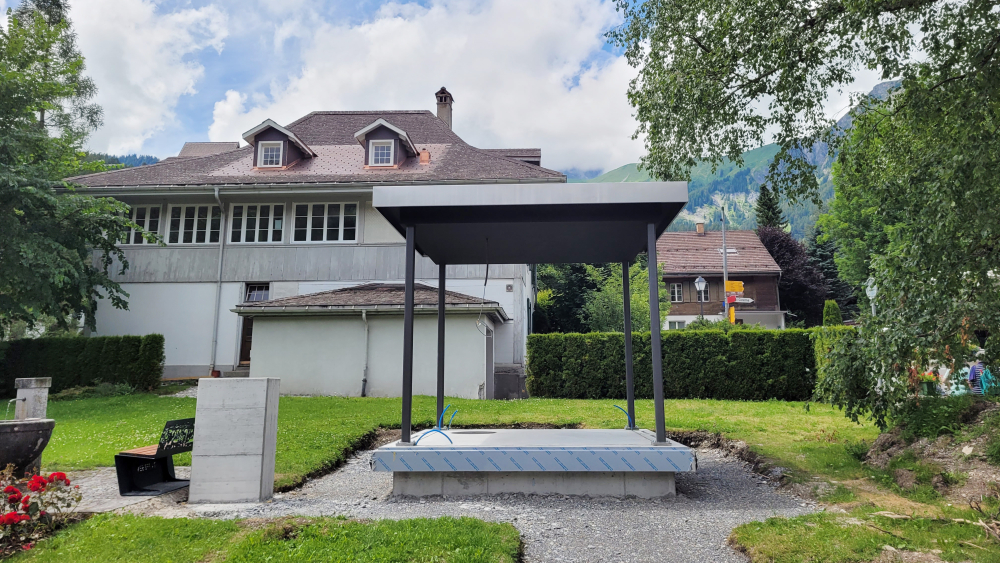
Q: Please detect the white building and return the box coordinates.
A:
[72,88,564,397]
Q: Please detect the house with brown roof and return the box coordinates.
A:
[656,224,785,329]
[71,87,563,398]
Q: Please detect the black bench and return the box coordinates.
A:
[114,418,195,496]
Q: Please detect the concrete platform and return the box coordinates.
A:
[371,429,696,498]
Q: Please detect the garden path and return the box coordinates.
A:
[70,446,815,562]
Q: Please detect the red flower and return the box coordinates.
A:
[48,472,67,482]
[2,486,19,494]
[27,476,47,493]
[22,543,32,550]
[0,512,20,526]
[7,493,21,505]
[19,514,30,522]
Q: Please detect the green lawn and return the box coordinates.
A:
[731,505,1000,562]
[44,395,878,488]
[13,514,521,563]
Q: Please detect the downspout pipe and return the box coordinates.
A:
[209,187,226,376]
[361,310,369,397]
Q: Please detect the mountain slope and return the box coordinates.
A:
[577,81,900,240]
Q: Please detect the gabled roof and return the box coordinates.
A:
[232,283,508,321]
[353,118,418,156]
[177,142,240,158]
[657,230,782,276]
[241,118,317,158]
[69,111,564,188]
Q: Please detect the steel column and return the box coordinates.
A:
[436,263,446,424]
[622,261,636,429]
[401,226,416,444]
[647,223,666,443]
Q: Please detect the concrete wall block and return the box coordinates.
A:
[188,454,266,503]
[189,378,279,503]
[624,472,675,498]
[392,472,443,496]
[191,408,266,456]
[442,473,487,496]
[14,378,51,420]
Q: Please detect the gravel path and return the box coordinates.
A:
[85,446,816,562]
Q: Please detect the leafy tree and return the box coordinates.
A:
[754,184,786,230]
[581,258,668,333]
[807,224,857,317]
[0,2,147,338]
[609,0,1000,207]
[822,300,843,326]
[532,263,599,333]
[816,68,1000,427]
[757,226,826,327]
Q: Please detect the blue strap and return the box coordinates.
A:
[437,403,452,428]
[414,428,453,445]
[447,409,458,429]
[613,405,635,428]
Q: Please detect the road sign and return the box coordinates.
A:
[734,297,754,304]
[725,280,744,293]
[728,307,736,324]
[726,295,736,304]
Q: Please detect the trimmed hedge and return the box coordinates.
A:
[0,335,164,397]
[526,329,816,401]
[811,326,857,388]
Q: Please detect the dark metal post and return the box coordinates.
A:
[647,223,666,443]
[622,261,636,429]
[436,263,446,425]
[401,226,416,444]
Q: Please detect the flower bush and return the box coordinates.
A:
[0,465,82,556]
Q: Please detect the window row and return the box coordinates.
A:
[669,282,709,303]
[120,203,360,245]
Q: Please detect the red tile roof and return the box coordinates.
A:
[656,231,781,275]
[71,111,563,187]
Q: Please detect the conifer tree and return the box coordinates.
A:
[755,185,786,230]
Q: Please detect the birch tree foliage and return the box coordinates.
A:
[0,5,149,337]
[608,0,1000,205]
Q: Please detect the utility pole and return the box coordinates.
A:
[721,200,729,321]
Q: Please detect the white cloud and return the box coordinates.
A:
[72,0,228,154]
[207,0,642,172]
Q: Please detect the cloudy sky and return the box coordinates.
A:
[3,0,885,175]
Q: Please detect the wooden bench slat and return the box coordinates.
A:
[120,445,159,456]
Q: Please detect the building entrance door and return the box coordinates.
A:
[239,317,254,365]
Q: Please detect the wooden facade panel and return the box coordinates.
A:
[105,244,529,284]
[664,274,781,315]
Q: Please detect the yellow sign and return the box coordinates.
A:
[729,307,736,324]
[725,280,744,293]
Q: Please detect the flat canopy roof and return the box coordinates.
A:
[373,182,688,264]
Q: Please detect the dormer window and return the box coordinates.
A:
[258,141,283,167]
[369,140,393,166]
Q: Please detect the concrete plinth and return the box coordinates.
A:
[15,378,51,420]
[188,378,279,503]
[393,470,676,498]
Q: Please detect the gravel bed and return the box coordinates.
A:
[182,448,816,562]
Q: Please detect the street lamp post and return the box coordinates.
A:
[694,276,707,319]
[865,277,878,316]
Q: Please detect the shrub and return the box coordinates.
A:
[0,335,165,396]
[526,329,815,401]
[822,300,843,326]
[844,439,870,461]
[894,395,976,441]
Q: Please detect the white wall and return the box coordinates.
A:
[248,312,492,399]
[94,282,243,377]
[300,278,519,364]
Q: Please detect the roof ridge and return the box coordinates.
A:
[464,145,565,178]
